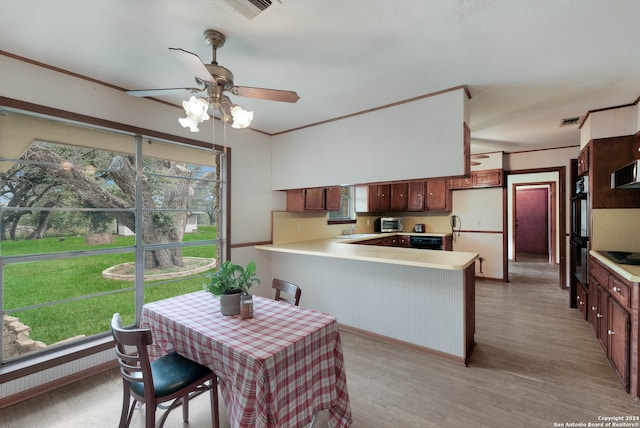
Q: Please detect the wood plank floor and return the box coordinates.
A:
[2,254,640,427]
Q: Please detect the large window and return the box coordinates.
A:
[0,108,227,364]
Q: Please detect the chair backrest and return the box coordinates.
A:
[272,278,302,306]
[111,313,155,399]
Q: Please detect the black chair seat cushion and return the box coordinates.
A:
[130,352,212,397]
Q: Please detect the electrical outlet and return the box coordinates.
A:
[297,223,302,231]
[366,219,370,226]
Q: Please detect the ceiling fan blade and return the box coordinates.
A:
[169,48,215,83]
[231,86,300,103]
[126,87,204,97]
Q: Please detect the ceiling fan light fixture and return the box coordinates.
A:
[231,105,253,129]
[179,96,210,132]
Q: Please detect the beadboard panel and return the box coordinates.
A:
[270,252,465,358]
[0,348,114,401]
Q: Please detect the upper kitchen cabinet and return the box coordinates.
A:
[407,181,425,211]
[578,145,590,176]
[449,169,503,190]
[472,169,503,188]
[588,136,640,209]
[286,187,342,212]
[355,184,390,213]
[426,178,451,211]
[390,182,409,211]
[325,186,341,211]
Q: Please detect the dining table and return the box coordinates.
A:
[140,291,353,428]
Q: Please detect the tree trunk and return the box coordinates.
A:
[27,201,55,240]
[23,145,192,269]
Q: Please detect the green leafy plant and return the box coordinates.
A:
[204,260,260,296]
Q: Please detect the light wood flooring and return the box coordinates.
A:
[2,254,640,427]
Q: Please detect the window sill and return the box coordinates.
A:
[327,219,357,225]
[0,335,113,384]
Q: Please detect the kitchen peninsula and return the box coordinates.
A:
[256,235,478,365]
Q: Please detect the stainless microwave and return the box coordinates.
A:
[375,217,404,233]
[611,159,640,189]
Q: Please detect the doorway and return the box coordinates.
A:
[505,168,566,290]
[514,185,551,260]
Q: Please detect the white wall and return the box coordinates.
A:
[271,88,469,189]
[451,188,503,279]
[580,105,638,148]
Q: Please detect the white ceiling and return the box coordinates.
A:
[1,0,639,154]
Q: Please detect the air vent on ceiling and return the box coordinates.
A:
[224,0,274,19]
[559,116,583,127]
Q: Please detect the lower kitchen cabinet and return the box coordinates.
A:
[588,256,636,394]
[576,283,587,319]
[608,296,630,390]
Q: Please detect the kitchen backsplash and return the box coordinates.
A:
[272,211,452,244]
[591,208,640,252]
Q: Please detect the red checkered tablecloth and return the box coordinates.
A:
[140,291,352,428]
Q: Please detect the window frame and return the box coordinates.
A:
[328,185,356,224]
[0,97,231,376]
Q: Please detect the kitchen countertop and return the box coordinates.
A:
[256,235,477,271]
[590,250,640,282]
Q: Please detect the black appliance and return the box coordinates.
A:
[410,236,442,250]
[570,175,589,309]
[601,251,640,265]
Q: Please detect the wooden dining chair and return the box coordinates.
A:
[272,278,302,306]
[110,313,220,428]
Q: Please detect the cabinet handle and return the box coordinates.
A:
[608,329,615,335]
[579,300,585,305]
[591,306,597,311]
[613,286,621,293]
[597,313,603,319]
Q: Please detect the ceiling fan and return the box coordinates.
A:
[127,29,300,130]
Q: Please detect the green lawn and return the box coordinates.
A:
[2,226,218,345]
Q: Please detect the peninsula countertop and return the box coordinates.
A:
[255,235,478,270]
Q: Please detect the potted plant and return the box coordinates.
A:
[204,260,260,315]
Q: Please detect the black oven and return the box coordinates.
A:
[571,177,589,238]
[570,175,589,288]
[570,235,589,286]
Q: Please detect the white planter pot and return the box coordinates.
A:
[219,292,242,316]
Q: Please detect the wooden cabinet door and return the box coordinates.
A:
[473,169,503,187]
[305,188,326,210]
[576,284,587,318]
[368,184,391,212]
[608,297,630,391]
[286,189,305,212]
[408,181,425,211]
[367,185,380,211]
[325,186,341,211]
[378,184,390,211]
[578,145,590,176]
[597,285,608,352]
[588,277,600,333]
[426,179,451,211]
[634,135,640,160]
[449,177,473,189]
[391,182,408,211]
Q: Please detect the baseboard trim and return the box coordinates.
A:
[338,323,467,366]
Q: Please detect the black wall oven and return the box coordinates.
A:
[570,176,589,287]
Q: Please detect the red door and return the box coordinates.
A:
[515,188,548,254]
